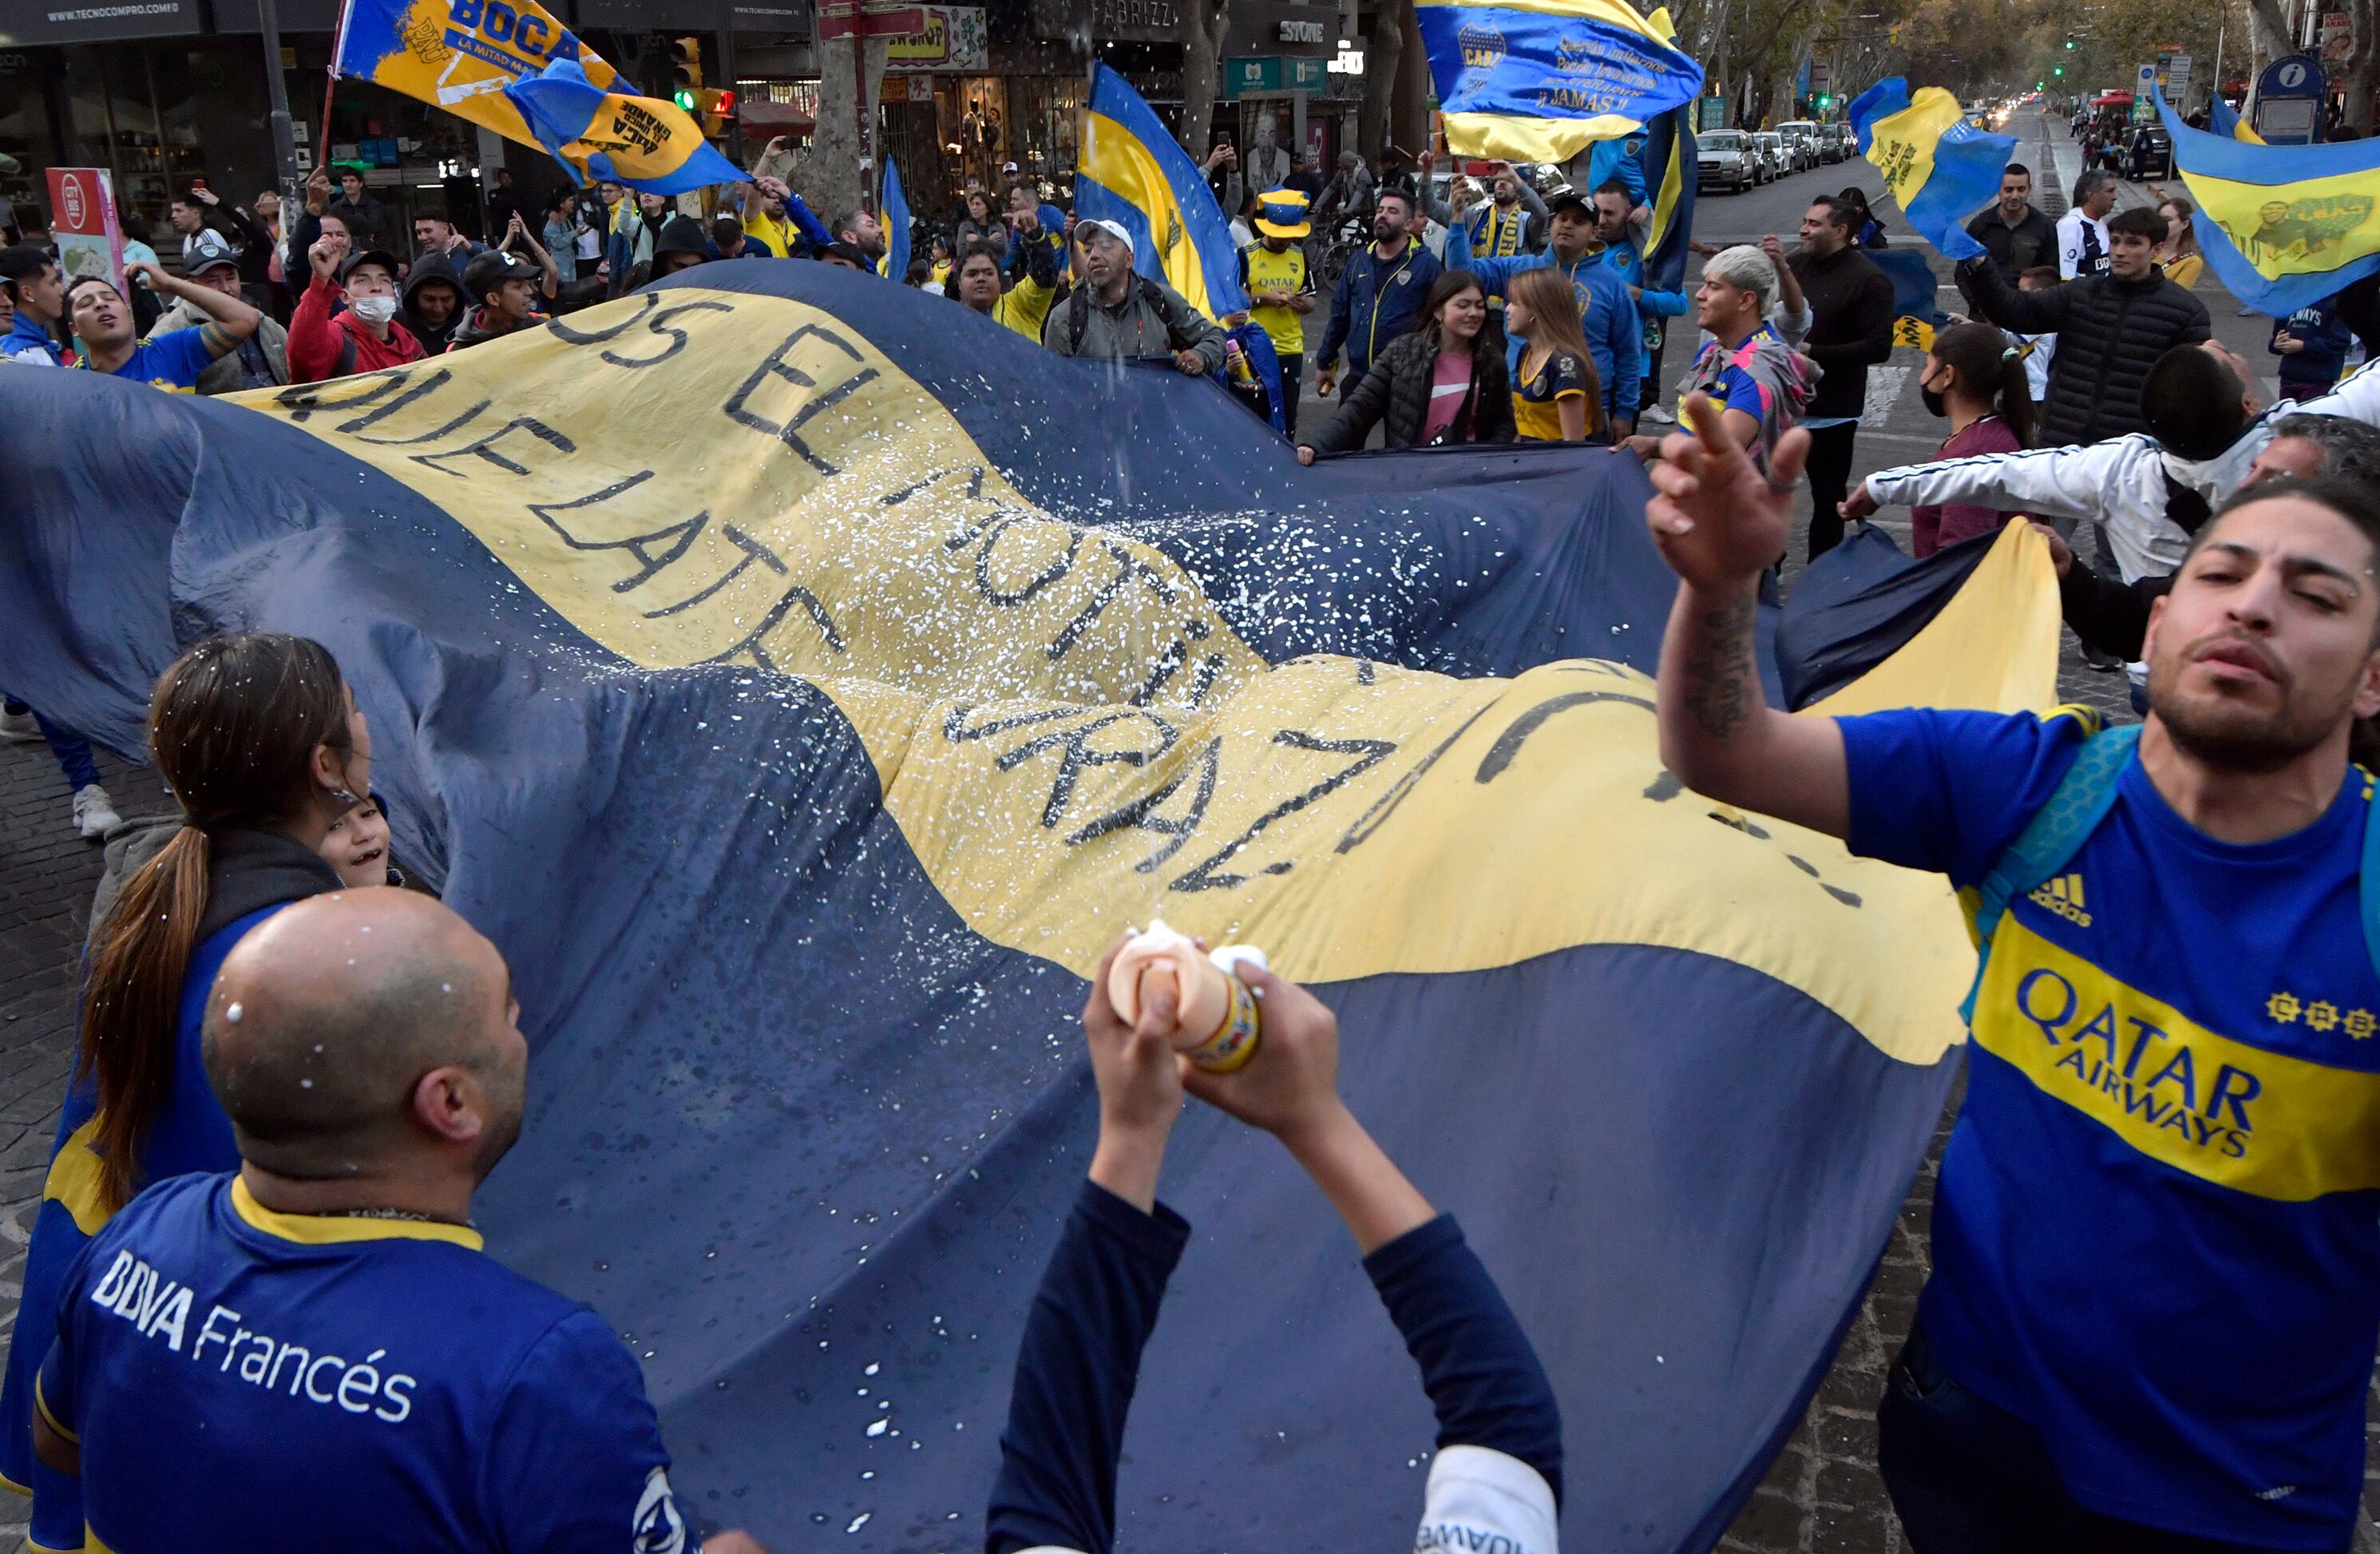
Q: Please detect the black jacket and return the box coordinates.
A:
[401,253,471,356]
[1308,331,1516,453]
[1788,246,1895,420]
[1962,260,2212,446]
[1963,204,2057,286]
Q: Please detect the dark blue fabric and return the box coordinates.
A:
[0,319,1957,1551]
[985,1182,1189,1554]
[1363,1212,1564,1507]
[1774,523,1994,709]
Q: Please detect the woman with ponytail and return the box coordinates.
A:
[1,632,364,1552]
[1909,321,2035,557]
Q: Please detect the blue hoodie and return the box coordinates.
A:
[1446,220,1644,421]
[3,310,64,365]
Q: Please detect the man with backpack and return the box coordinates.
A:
[1645,393,2380,1554]
[1041,219,1225,375]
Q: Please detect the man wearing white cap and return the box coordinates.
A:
[1234,189,1317,432]
[1043,219,1226,375]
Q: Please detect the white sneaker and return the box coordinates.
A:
[73,783,121,840]
[1639,403,1677,426]
[0,708,39,743]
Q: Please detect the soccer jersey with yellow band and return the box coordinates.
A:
[1841,707,2380,1549]
[1237,243,1310,359]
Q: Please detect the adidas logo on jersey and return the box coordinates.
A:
[2029,873,2092,927]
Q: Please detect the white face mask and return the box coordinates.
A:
[349,294,398,327]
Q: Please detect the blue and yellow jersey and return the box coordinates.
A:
[75,331,213,393]
[1511,345,1592,442]
[1236,241,1313,359]
[38,1172,685,1552]
[1841,707,2380,1548]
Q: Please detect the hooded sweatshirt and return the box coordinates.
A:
[3,310,64,365]
[287,273,427,383]
[1677,322,1820,470]
[401,253,473,356]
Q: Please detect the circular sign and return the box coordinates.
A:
[57,172,86,230]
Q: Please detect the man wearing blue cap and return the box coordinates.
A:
[1237,189,1317,434]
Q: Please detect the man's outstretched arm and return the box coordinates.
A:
[1645,394,1849,837]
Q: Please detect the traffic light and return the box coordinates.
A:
[695,87,736,134]
[671,35,703,113]
[2064,35,2076,48]
[2037,78,2046,88]
[1816,93,1832,110]
[2052,64,2064,77]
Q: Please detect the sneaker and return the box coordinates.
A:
[0,708,39,743]
[1639,403,1677,426]
[73,783,121,840]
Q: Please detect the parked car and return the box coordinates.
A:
[1696,130,1758,192]
[1776,121,1820,170]
[1816,123,1849,163]
[1752,132,1789,182]
[1832,123,1860,162]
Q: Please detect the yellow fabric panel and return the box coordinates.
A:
[1862,86,1966,215]
[237,286,2063,1065]
[1972,915,2380,1199]
[1808,520,2060,720]
[1439,109,1646,165]
[347,0,620,153]
[42,1118,111,1239]
[556,93,721,186]
[2180,166,2380,283]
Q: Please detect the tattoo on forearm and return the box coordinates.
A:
[1681,591,1757,740]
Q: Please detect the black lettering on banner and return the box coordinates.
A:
[1173,730,1396,894]
[1065,735,1222,870]
[545,291,660,345]
[1354,659,1377,685]
[881,466,990,519]
[1642,770,1684,802]
[1706,811,1859,907]
[1183,653,1232,710]
[1129,640,1190,707]
[723,323,873,476]
[290,367,489,443]
[644,523,843,652]
[1473,691,1654,783]
[943,704,1082,745]
[596,300,735,369]
[525,473,719,593]
[1337,701,1500,853]
[409,417,576,479]
[974,517,1083,606]
[988,710,1180,829]
[271,370,416,423]
[1051,541,1181,662]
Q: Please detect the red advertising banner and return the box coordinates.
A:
[46,167,127,294]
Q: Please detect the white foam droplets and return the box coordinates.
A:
[300,1079,314,1089]
[224,1003,243,1024]
[865,1418,889,1437]
[442,983,453,994]
[863,1362,880,1376]
[845,1513,871,1533]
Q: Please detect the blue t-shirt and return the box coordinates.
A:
[1841,708,2380,1547]
[77,328,214,391]
[38,1173,692,1552]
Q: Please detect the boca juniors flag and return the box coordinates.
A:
[0,261,2059,1552]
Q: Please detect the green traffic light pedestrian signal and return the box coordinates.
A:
[2053,65,2063,76]
[2064,36,2076,48]
[1816,93,1832,109]
[675,88,699,109]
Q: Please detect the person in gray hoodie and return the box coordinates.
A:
[1042,219,1225,375]
[153,246,287,394]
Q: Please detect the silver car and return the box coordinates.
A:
[1696,130,1757,192]
[1752,132,1789,182]
[1776,121,1820,171]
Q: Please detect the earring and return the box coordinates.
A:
[332,788,359,807]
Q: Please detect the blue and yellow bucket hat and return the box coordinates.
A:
[1254,188,1312,240]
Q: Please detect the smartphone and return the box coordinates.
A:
[189,177,208,192]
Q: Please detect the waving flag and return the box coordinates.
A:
[333,0,739,194]
[1420,0,1704,163]
[2,264,2057,1553]
[1849,79,2015,263]
[2155,85,2380,315]
[880,157,912,280]
[1873,248,1947,350]
[2209,93,2267,145]
[1637,99,1697,293]
[1077,65,1248,319]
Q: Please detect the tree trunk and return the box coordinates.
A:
[2241,0,2293,114]
[805,32,893,224]
[1360,0,1409,161]
[2349,0,2380,133]
[1175,0,1231,158]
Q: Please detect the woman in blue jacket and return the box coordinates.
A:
[0,632,364,1551]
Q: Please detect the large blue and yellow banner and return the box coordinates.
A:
[334,0,742,193]
[1077,65,1248,319]
[0,263,2057,1552]
[2155,85,2380,316]
[1420,0,1704,163]
[1849,78,2014,264]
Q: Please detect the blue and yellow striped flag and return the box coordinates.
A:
[881,157,913,281]
[1637,98,1697,294]
[1418,0,1704,163]
[2209,94,2267,145]
[2155,84,2379,315]
[1076,65,1248,319]
[1848,79,2014,263]
[333,1,740,195]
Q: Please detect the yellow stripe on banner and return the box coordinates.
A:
[1973,915,2380,1200]
[1439,109,1648,165]
[1863,87,1966,214]
[236,288,2061,1064]
[1647,121,1685,258]
[1079,111,1216,320]
[2180,166,2380,282]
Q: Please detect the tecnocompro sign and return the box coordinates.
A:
[2,0,204,45]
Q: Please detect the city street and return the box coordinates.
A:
[0,107,2368,1554]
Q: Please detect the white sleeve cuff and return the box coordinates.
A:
[1414,1445,1558,1554]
